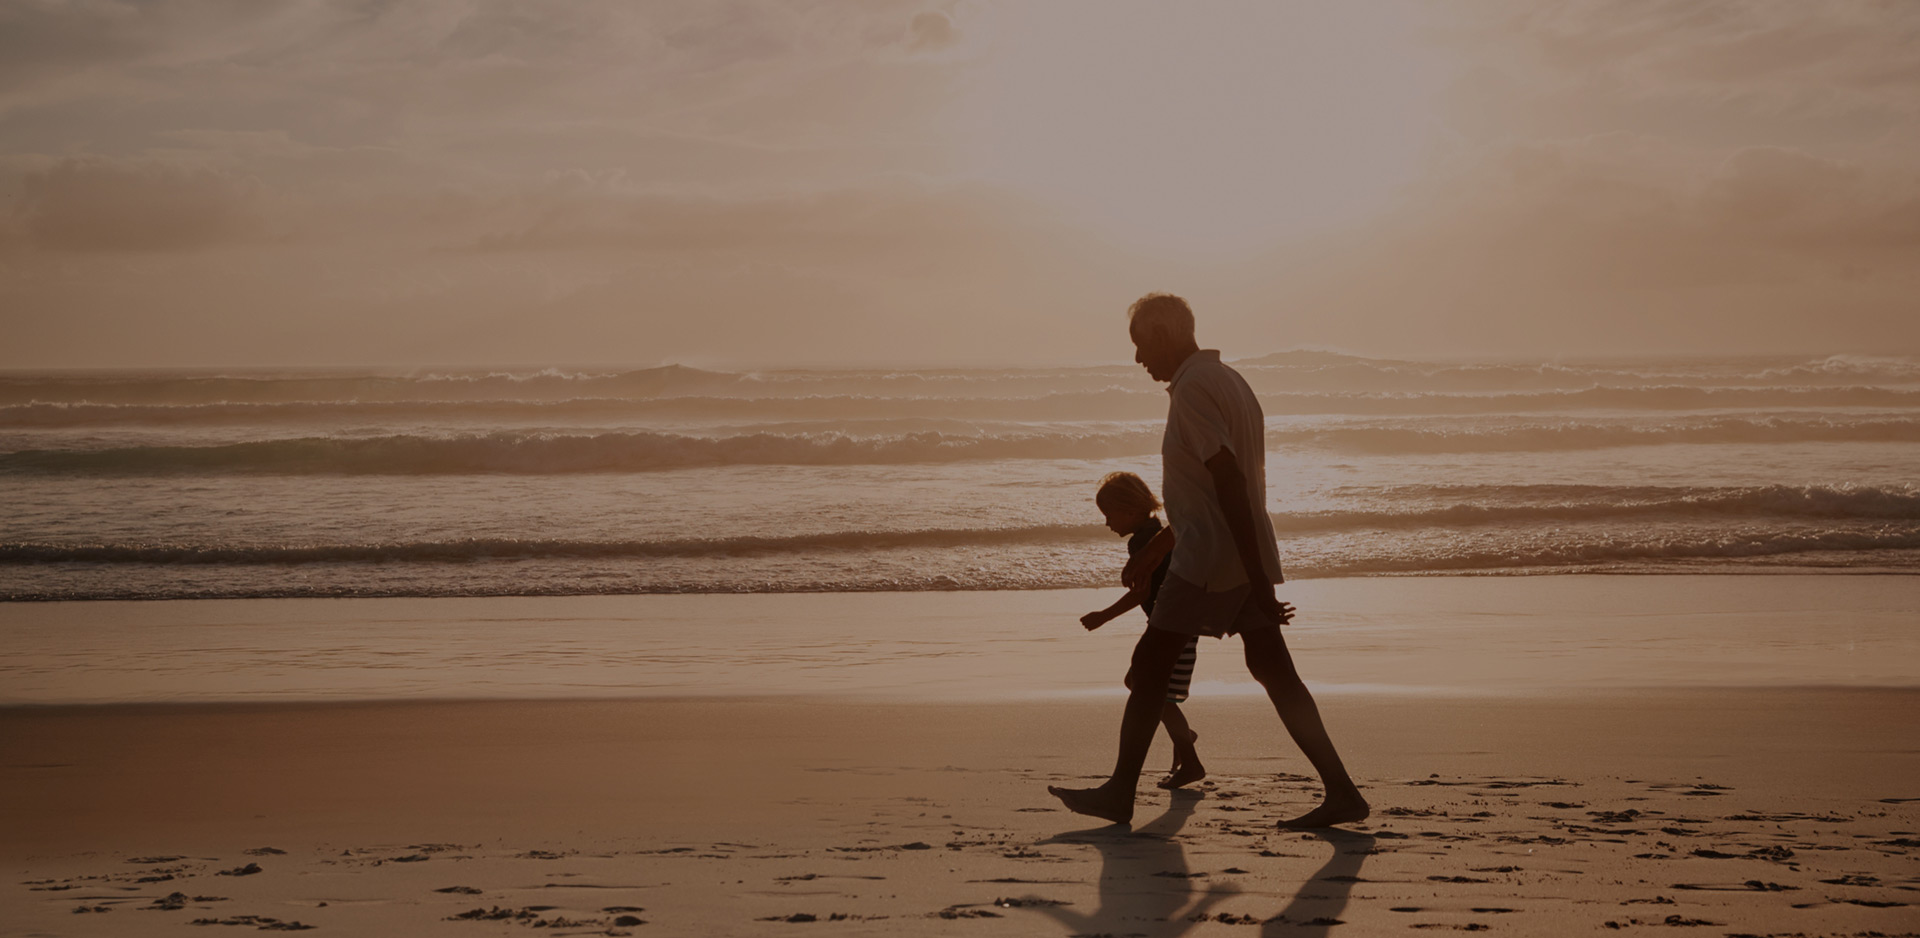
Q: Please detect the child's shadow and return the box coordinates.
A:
[1260,829,1376,938]
[1019,791,1234,937]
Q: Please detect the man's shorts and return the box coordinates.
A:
[1147,573,1282,639]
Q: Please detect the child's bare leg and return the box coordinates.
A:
[1160,702,1193,770]
[1156,701,1206,789]
[1163,711,1181,774]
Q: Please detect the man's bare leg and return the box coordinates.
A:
[1156,702,1206,789]
[1048,626,1191,824]
[1241,625,1369,829]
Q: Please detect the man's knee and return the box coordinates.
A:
[1129,630,1183,689]
[1248,658,1302,691]
[1244,636,1303,690]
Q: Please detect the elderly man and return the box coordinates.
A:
[1049,293,1368,829]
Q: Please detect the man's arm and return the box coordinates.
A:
[1204,446,1293,625]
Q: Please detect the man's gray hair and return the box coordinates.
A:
[1127,293,1195,340]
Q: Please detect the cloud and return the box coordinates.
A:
[0,0,154,94]
[17,158,255,252]
[1431,136,1920,266]
[1207,132,1920,356]
[0,164,1144,366]
[0,0,954,162]
[1698,145,1920,249]
[907,11,957,52]
[450,178,1028,257]
[1444,0,1920,149]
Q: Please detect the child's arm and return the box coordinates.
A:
[1081,585,1147,630]
[1122,526,1176,591]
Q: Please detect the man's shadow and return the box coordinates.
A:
[1261,829,1376,938]
[1021,791,1234,937]
[1021,798,1374,938]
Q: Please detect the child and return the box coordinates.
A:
[1079,471,1206,790]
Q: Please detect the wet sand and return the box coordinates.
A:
[6,689,1918,936]
[5,575,1918,705]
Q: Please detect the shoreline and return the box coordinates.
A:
[6,565,1916,605]
[4,575,1916,706]
[5,679,1919,711]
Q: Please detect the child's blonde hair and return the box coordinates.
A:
[1095,471,1161,516]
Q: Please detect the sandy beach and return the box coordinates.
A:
[5,691,1919,936]
[5,577,1920,936]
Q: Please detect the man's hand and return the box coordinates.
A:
[1250,580,1298,627]
[1080,611,1109,630]
[1123,526,1176,590]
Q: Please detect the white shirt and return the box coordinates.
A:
[1160,350,1284,590]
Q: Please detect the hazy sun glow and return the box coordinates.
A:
[959,1,1452,256]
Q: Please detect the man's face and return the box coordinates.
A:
[1131,322,1184,383]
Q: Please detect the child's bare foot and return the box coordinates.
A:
[1046,784,1134,825]
[1158,729,1203,788]
[1276,790,1370,829]
[1155,761,1207,790]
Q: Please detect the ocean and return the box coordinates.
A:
[2,351,1917,602]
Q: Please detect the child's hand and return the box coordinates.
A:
[1080,611,1107,630]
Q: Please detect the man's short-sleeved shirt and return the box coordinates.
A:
[1160,350,1284,591]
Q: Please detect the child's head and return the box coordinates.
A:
[1094,471,1161,536]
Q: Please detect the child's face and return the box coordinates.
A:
[1100,501,1150,536]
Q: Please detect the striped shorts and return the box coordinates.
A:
[1167,636,1198,703]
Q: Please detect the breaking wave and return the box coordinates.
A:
[7,484,1914,568]
[5,417,1917,474]
[1278,484,1920,530]
[0,526,1105,565]
[0,429,1158,474]
[4,527,1915,600]
[4,384,1917,427]
[6,352,1919,408]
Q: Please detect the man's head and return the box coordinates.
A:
[1127,293,1200,383]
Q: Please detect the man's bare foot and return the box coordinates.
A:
[1156,761,1207,790]
[1276,792,1370,830]
[1046,784,1134,825]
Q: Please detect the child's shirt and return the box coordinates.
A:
[1128,516,1174,615]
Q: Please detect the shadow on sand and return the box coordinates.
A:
[1260,829,1376,937]
[1020,794,1374,938]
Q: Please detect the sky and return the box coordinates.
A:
[1,0,1917,368]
